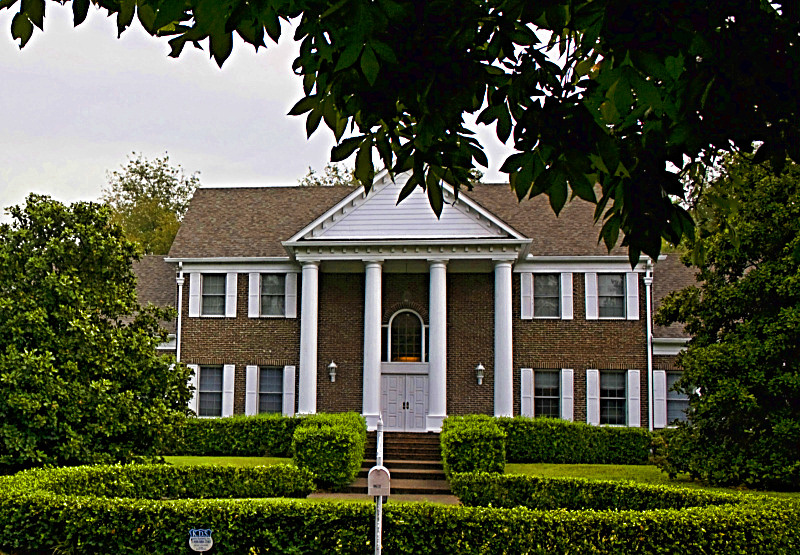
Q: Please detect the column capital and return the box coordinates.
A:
[428,259,449,268]
[492,258,515,267]
[363,259,384,268]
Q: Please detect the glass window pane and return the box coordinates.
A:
[534,297,560,318]
[598,274,624,296]
[202,296,225,316]
[198,366,222,417]
[534,274,559,296]
[202,274,226,315]
[391,311,422,362]
[598,297,624,318]
[600,399,626,425]
[203,274,226,295]
[261,274,285,295]
[535,398,560,418]
[261,295,285,316]
[534,274,560,317]
[667,400,689,423]
[534,370,560,419]
[259,367,283,414]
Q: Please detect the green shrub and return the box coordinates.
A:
[2,467,799,554]
[498,416,653,464]
[291,412,366,490]
[450,472,740,510]
[168,414,300,457]
[440,415,506,477]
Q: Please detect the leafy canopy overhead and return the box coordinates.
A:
[4,0,799,262]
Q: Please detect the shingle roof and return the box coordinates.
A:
[652,253,698,339]
[132,255,177,333]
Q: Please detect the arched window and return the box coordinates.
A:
[383,310,427,362]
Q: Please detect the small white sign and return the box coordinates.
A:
[189,529,214,552]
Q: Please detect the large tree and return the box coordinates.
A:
[0,195,191,470]
[655,155,800,490]
[3,1,799,261]
[101,152,200,255]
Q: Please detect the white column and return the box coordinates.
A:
[494,260,514,417]
[298,261,319,414]
[362,260,383,430]
[427,260,448,431]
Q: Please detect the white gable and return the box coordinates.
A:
[307,174,509,240]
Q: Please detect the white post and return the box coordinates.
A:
[298,261,319,414]
[427,260,448,431]
[363,260,383,430]
[175,263,184,363]
[644,260,654,431]
[494,260,514,417]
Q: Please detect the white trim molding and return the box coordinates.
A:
[653,337,689,356]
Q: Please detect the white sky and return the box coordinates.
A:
[0,4,512,223]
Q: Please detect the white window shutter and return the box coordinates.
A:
[653,370,667,429]
[627,369,641,427]
[248,273,260,318]
[585,273,598,320]
[285,273,298,318]
[626,272,639,320]
[222,364,235,417]
[561,368,574,421]
[586,369,600,425]
[225,273,238,318]
[560,273,573,320]
[188,273,201,317]
[520,273,533,320]
[245,365,258,416]
[520,368,533,416]
[282,365,296,416]
[187,364,199,414]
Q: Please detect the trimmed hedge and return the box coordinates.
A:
[440,415,506,477]
[498,416,653,464]
[292,412,366,490]
[168,413,300,456]
[2,467,799,554]
[450,472,740,510]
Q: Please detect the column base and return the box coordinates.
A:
[364,413,381,431]
[426,414,445,432]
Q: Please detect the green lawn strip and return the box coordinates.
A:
[164,456,291,467]
[506,463,800,499]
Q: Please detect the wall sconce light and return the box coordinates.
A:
[328,361,338,382]
[475,363,485,385]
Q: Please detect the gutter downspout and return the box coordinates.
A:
[175,262,184,363]
[644,260,654,431]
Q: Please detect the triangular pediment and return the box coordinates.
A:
[290,172,523,242]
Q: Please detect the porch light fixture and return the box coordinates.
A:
[328,361,338,382]
[475,363,485,385]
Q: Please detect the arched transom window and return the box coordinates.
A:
[382,310,428,362]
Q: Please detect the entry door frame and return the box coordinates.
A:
[380,373,429,432]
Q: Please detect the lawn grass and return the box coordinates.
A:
[164,456,291,467]
[506,463,800,499]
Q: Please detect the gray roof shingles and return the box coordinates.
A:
[653,253,698,339]
[132,254,177,333]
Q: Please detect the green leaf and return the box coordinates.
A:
[262,6,281,43]
[370,40,397,64]
[153,0,186,31]
[331,137,363,162]
[288,95,319,116]
[334,43,362,72]
[397,172,422,205]
[72,0,89,26]
[209,31,233,67]
[10,12,33,47]
[117,0,136,37]
[305,105,323,137]
[360,45,380,86]
[426,169,444,217]
[354,140,374,184]
[20,0,43,30]
[547,173,568,215]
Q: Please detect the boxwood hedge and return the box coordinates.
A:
[292,412,366,490]
[1,466,799,554]
[440,415,506,477]
[168,413,300,457]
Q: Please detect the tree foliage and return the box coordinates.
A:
[298,162,358,187]
[3,1,799,262]
[102,152,200,255]
[655,155,800,490]
[0,195,191,471]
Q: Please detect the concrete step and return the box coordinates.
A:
[363,459,443,471]
[340,477,452,495]
[358,467,446,481]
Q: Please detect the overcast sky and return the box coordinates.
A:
[0,4,511,223]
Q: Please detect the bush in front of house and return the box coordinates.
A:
[291,412,366,490]
[167,413,300,457]
[440,415,506,477]
[449,471,739,510]
[2,466,799,554]
[498,416,653,464]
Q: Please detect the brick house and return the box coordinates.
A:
[140,171,693,431]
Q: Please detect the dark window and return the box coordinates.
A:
[201,274,226,316]
[534,274,560,317]
[600,371,626,425]
[534,370,560,418]
[667,372,689,423]
[598,274,625,318]
[391,311,423,362]
[259,367,283,414]
[260,274,285,316]
[198,365,223,417]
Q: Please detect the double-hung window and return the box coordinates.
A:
[599,370,626,425]
[534,274,560,318]
[198,365,223,417]
[585,272,639,320]
[201,274,226,316]
[520,368,574,421]
[666,372,689,423]
[598,273,625,318]
[258,366,283,414]
[533,370,560,418]
[248,272,297,318]
[260,274,285,316]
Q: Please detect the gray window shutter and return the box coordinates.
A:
[560,273,573,320]
[222,364,235,417]
[188,273,201,317]
[187,364,199,414]
[561,368,574,421]
[585,273,598,320]
[627,369,641,427]
[626,272,639,320]
[653,370,667,429]
[225,273,238,318]
[248,273,260,318]
[586,369,600,425]
[285,273,298,318]
[520,273,533,320]
[245,365,258,416]
[282,365,296,416]
[520,368,533,416]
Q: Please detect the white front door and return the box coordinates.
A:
[381,374,429,431]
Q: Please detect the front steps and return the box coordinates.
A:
[340,432,451,495]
